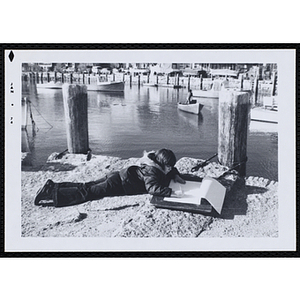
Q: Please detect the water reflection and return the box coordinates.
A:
[21,82,278,180]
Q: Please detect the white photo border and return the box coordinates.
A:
[3,44,298,255]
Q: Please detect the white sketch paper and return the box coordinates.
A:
[166,177,226,214]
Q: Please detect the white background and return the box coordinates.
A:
[1,1,298,300]
[4,48,295,252]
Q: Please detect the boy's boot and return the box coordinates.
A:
[34,179,55,205]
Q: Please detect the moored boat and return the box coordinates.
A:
[143,83,158,87]
[36,82,63,89]
[159,83,183,88]
[178,102,204,115]
[192,89,219,99]
[86,80,125,92]
[251,107,278,124]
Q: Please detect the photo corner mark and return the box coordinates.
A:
[9,50,14,62]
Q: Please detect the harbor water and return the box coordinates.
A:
[22,82,278,181]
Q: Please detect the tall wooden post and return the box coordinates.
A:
[218,90,250,176]
[253,76,259,105]
[240,75,244,90]
[200,74,203,90]
[188,75,191,90]
[271,71,276,96]
[138,74,140,87]
[62,84,89,154]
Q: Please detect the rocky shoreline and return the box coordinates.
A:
[21,153,278,238]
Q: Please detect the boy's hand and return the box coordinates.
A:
[172,189,184,198]
[174,174,186,184]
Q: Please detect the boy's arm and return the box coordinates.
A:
[166,168,186,184]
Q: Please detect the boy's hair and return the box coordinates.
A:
[153,148,177,169]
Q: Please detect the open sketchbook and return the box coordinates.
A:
[163,177,226,214]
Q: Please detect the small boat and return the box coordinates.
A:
[143,83,158,87]
[178,102,204,115]
[36,81,63,89]
[86,80,125,92]
[159,83,183,89]
[192,89,219,99]
[251,107,278,124]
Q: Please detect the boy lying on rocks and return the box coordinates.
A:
[34,149,187,207]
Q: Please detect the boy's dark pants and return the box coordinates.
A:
[54,172,125,207]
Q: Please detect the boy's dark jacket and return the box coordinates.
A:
[118,151,180,197]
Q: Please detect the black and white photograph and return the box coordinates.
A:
[4,46,296,253]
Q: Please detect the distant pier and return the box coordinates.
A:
[23,70,277,106]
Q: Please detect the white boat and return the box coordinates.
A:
[210,69,238,78]
[86,80,125,92]
[36,81,63,89]
[143,83,158,87]
[251,107,278,124]
[192,89,219,99]
[178,103,204,115]
[159,83,183,88]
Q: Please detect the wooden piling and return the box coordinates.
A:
[218,90,250,176]
[200,75,203,90]
[253,76,259,104]
[62,84,89,154]
[22,97,28,129]
[176,74,179,86]
[271,71,276,96]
